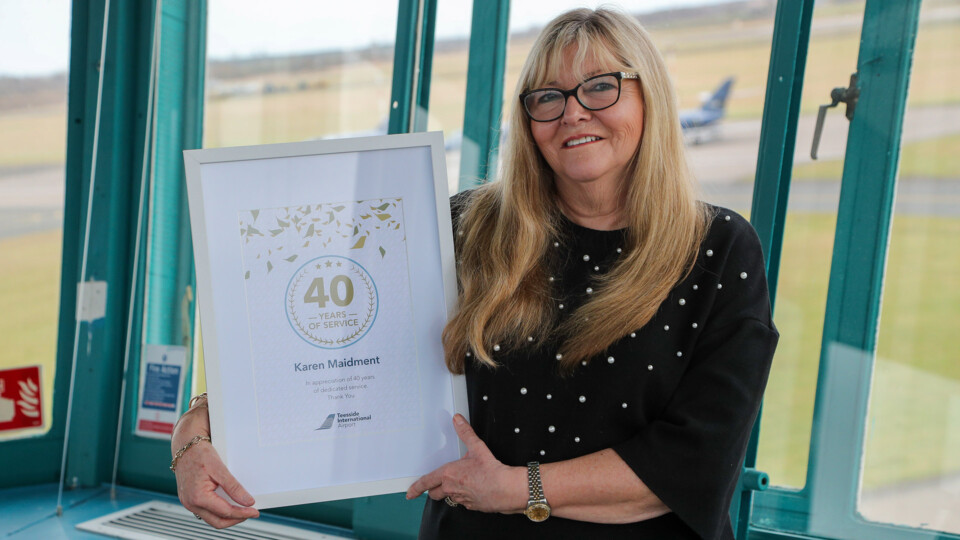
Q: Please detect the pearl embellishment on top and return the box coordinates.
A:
[630,332,636,338]
[583,255,590,262]
[546,394,552,399]
[648,365,654,371]
[679,298,686,306]
[559,303,564,310]
[581,361,587,366]
[586,287,593,294]
[574,436,581,443]
[664,325,670,331]
[466,351,472,357]
[493,344,500,352]
[579,395,586,403]
[717,283,723,289]
[706,249,714,257]
[515,427,520,433]
[677,351,683,357]
[725,215,731,221]
[548,276,555,282]
[553,241,559,247]
[616,248,622,253]
[527,336,534,342]
[548,426,556,433]
[692,322,698,329]
[555,353,563,360]
[482,395,488,401]
[520,387,527,395]
[740,272,748,279]
[607,356,615,364]
[622,402,628,408]
[540,450,546,456]
[693,284,699,290]
[594,266,599,271]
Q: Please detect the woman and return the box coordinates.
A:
[172,8,777,540]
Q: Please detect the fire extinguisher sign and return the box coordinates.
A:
[0,366,43,432]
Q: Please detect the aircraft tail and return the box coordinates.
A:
[701,77,735,112]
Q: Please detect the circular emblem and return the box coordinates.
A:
[285,256,378,349]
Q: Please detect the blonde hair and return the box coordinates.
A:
[443,8,710,373]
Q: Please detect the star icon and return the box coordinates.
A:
[315,264,323,270]
[325,260,333,268]
[336,261,342,267]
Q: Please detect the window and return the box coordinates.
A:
[0,0,71,440]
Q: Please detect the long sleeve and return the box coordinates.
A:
[612,212,778,540]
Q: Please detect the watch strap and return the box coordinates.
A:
[527,461,545,502]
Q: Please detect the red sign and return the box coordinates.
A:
[0,366,43,432]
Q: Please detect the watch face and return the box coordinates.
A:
[525,502,551,522]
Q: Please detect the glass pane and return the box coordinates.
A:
[428,0,473,195]
[0,1,70,440]
[859,0,960,533]
[204,0,399,148]
[754,0,866,489]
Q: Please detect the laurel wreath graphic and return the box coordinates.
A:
[287,262,377,348]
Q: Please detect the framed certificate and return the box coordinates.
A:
[184,132,466,509]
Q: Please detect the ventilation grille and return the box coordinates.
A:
[76,500,351,540]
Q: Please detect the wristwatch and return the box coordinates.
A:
[523,461,551,522]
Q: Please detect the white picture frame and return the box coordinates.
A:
[184,132,466,509]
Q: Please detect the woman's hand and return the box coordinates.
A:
[406,414,526,513]
[172,405,260,528]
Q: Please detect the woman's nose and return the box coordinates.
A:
[561,94,591,124]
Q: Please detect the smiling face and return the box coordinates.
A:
[529,47,645,195]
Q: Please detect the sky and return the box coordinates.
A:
[0,0,734,77]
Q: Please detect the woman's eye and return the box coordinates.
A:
[537,92,562,104]
[584,81,616,93]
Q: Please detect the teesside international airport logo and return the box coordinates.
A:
[315,411,373,430]
[286,256,379,349]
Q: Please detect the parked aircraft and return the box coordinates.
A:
[680,77,735,145]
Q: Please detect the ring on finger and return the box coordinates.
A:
[444,496,458,507]
[193,512,202,520]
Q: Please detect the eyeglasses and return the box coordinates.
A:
[520,72,640,122]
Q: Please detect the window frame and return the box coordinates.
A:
[748,1,960,540]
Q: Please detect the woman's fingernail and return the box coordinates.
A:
[453,414,464,425]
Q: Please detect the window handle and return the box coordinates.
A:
[811,72,859,160]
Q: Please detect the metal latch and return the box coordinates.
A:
[811,72,859,160]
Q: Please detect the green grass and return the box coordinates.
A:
[794,133,960,181]
[0,230,62,438]
[755,213,960,489]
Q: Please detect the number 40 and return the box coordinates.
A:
[303,275,354,308]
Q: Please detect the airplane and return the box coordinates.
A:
[680,77,735,145]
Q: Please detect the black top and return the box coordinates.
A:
[420,194,778,540]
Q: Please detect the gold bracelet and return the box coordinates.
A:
[170,435,211,473]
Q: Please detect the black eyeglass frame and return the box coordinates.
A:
[519,71,640,122]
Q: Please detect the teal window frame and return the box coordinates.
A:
[747,2,960,540]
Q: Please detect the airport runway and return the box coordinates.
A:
[2,105,958,239]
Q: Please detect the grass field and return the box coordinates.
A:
[755,213,960,489]
[794,133,960,181]
[0,230,61,440]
